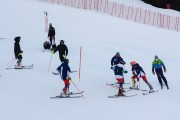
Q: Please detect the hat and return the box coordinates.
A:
[49,23,52,26]
[116,52,120,56]
[60,40,64,43]
[155,55,159,59]
[14,36,21,42]
[130,61,136,65]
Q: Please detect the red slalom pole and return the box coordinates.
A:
[44,11,48,33]
[78,46,82,81]
[48,54,53,72]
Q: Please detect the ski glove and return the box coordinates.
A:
[111,66,115,70]
[122,70,128,73]
[18,52,23,56]
[63,54,66,58]
[68,77,72,81]
[51,51,54,55]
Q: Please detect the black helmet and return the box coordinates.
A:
[64,59,69,63]
[14,36,21,42]
[49,23,52,26]
[60,40,64,44]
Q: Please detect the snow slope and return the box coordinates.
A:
[0,0,180,120]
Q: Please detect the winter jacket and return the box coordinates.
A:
[152,59,166,72]
[48,26,55,37]
[132,63,146,78]
[14,41,22,58]
[54,44,68,57]
[57,62,71,80]
[111,64,127,79]
[111,56,126,66]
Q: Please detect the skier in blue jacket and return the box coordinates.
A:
[111,52,126,66]
[57,59,72,94]
[130,61,153,92]
[152,55,169,89]
[111,63,128,96]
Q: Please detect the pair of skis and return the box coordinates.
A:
[106,83,158,98]
[6,64,33,70]
[106,83,138,98]
[108,90,159,98]
[50,91,84,99]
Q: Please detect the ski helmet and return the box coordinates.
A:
[49,23,52,26]
[130,61,136,65]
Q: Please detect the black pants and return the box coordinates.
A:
[59,55,65,62]
[49,36,56,49]
[155,68,168,87]
[17,55,22,64]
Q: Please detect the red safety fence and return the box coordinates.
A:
[39,0,180,32]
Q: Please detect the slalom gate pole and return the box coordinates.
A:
[48,54,52,72]
[71,79,85,99]
[78,46,82,81]
[44,11,48,33]
[7,57,16,65]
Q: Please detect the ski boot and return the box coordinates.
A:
[149,88,154,93]
[115,93,125,96]
[15,63,22,68]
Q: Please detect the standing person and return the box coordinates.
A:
[111,52,126,66]
[111,63,128,96]
[48,23,56,49]
[52,40,68,62]
[152,55,169,89]
[14,36,23,68]
[57,59,72,94]
[130,61,153,92]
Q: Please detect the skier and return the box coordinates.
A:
[152,55,169,89]
[14,36,23,68]
[43,41,51,50]
[52,40,68,62]
[111,63,128,96]
[48,23,56,49]
[130,61,153,92]
[111,52,126,66]
[57,59,72,95]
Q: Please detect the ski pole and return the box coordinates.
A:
[138,80,141,90]
[7,58,16,69]
[48,54,53,72]
[7,57,16,65]
[71,79,85,99]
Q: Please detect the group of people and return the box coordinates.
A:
[111,52,169,96]
[14,23,71,95]
[43,23,71,95]
[14,23,169,96]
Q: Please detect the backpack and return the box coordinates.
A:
[43,41,51,49]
